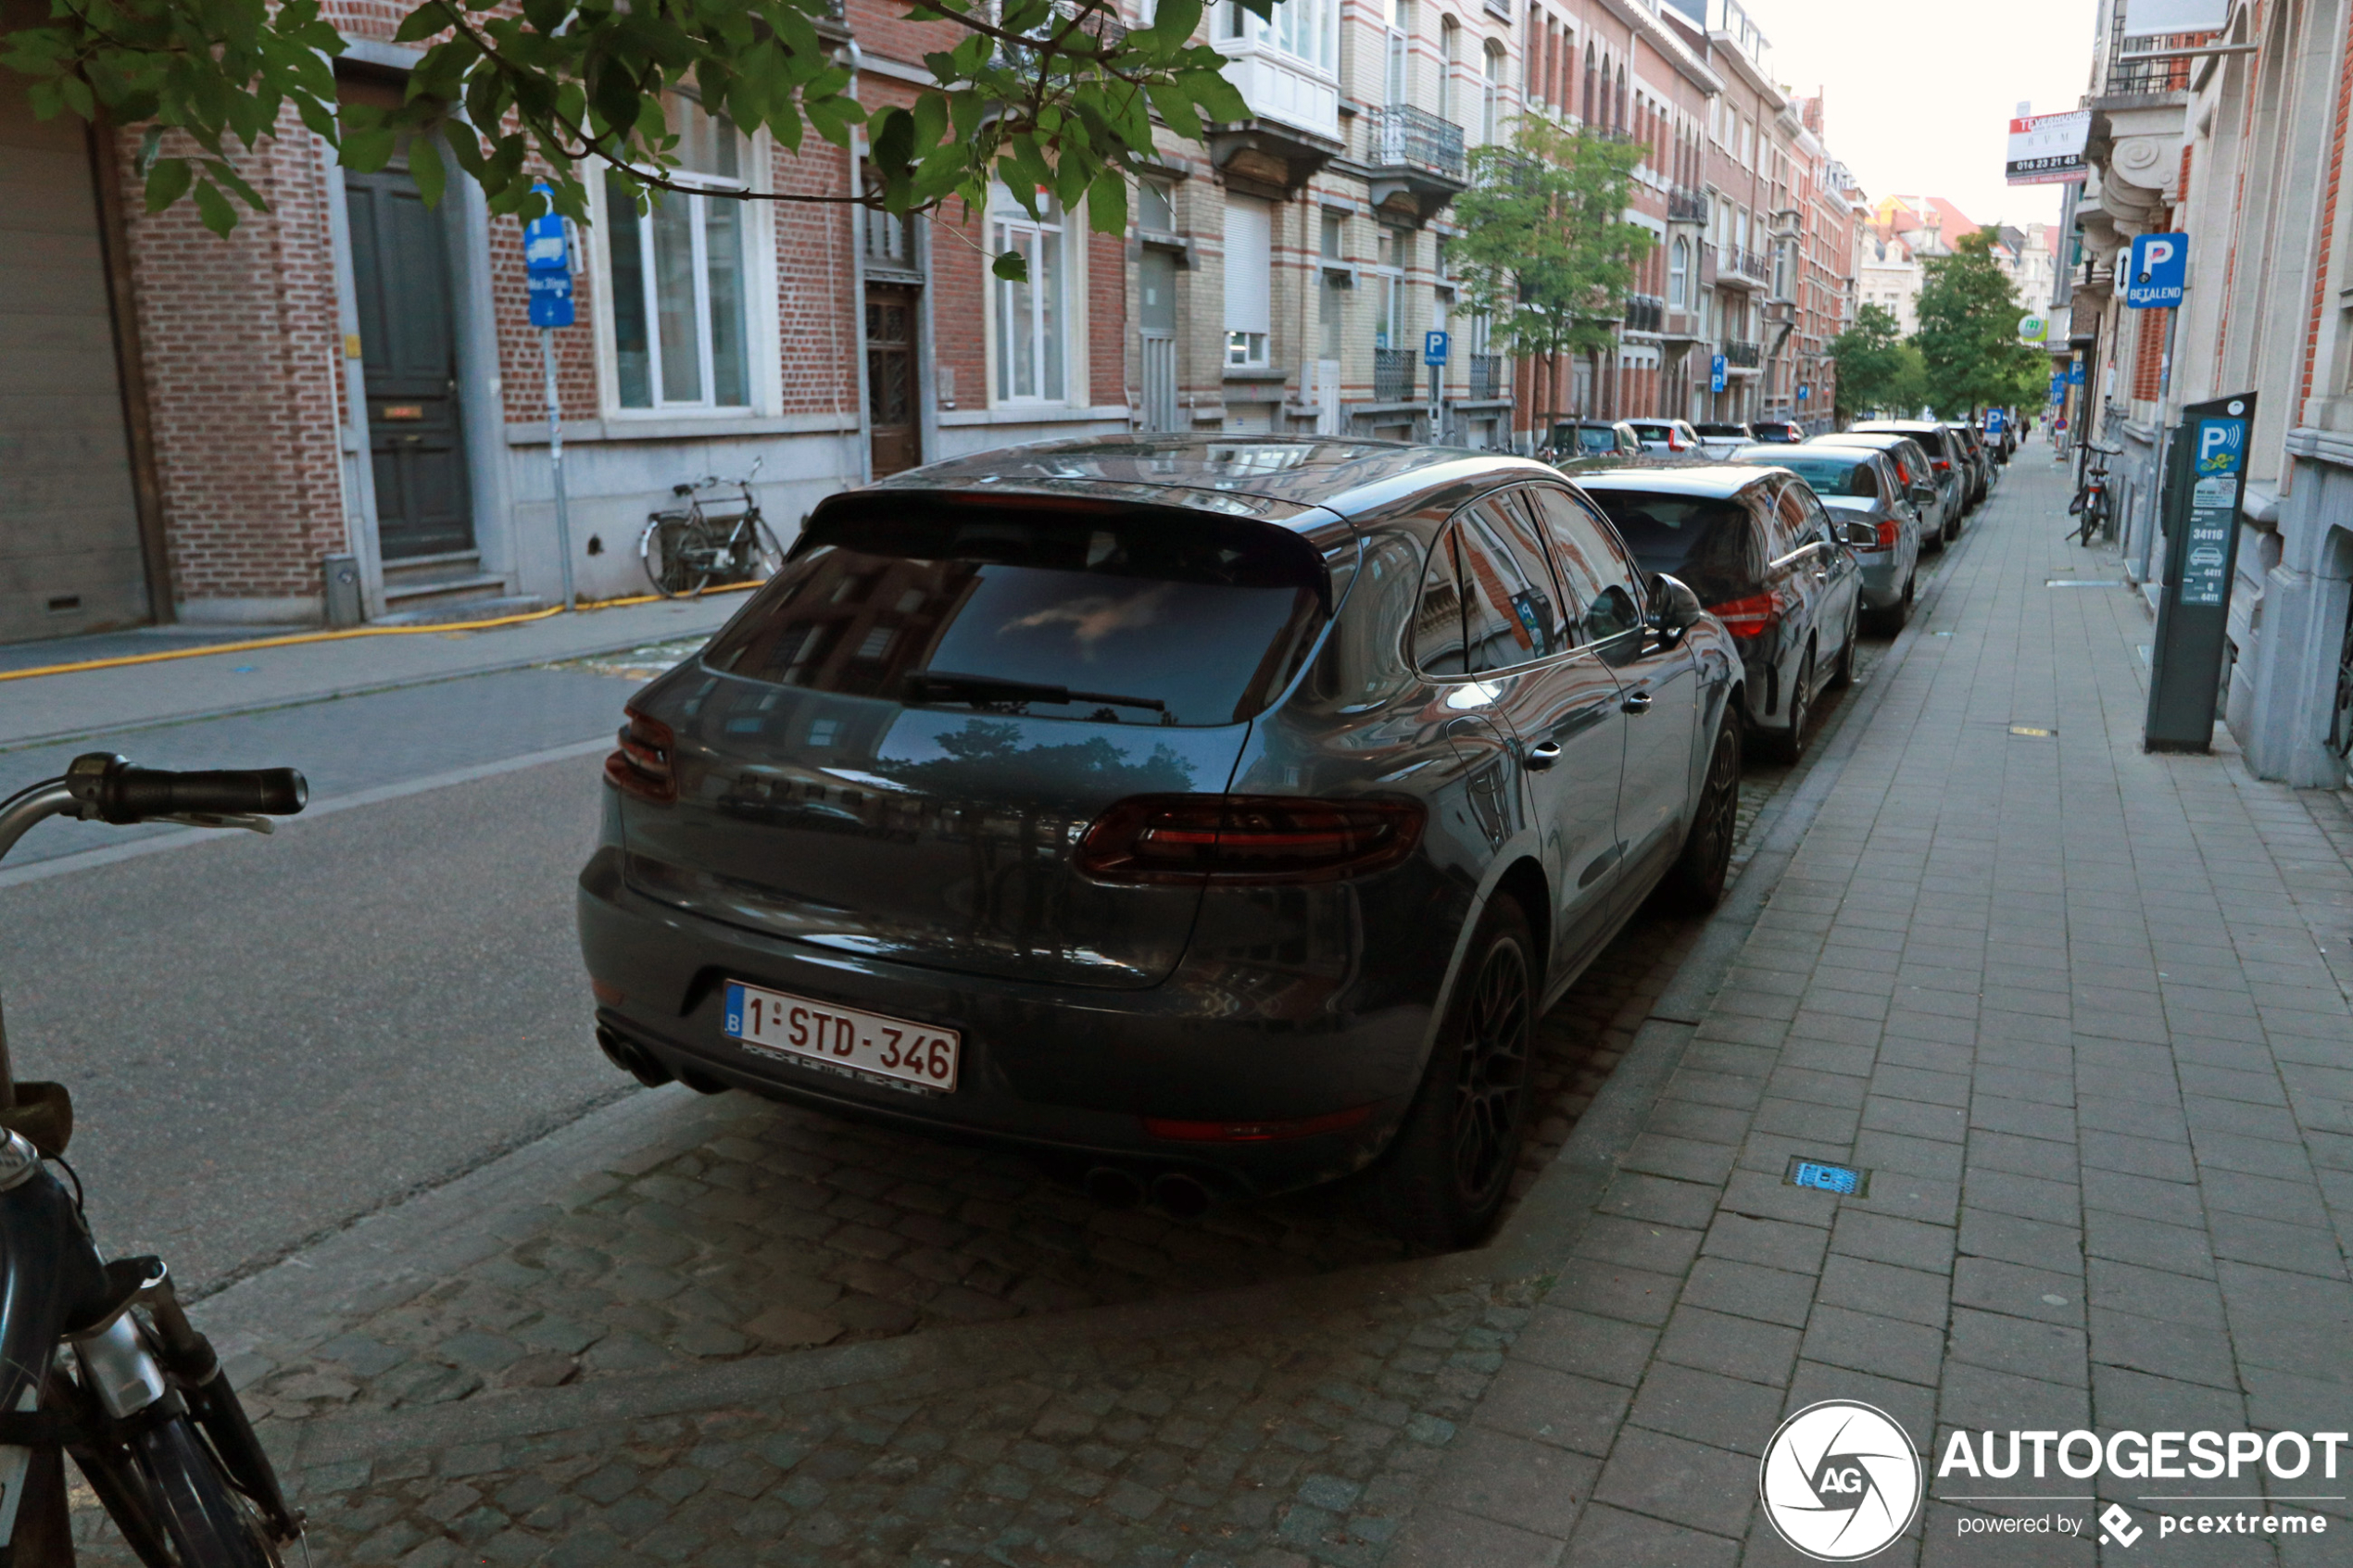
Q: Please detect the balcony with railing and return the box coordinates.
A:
[1722,340,1762,370]
[1622,295,1664,334]
[1466,354,1503,400]
[1374,347,1417,401]
[1718,246,1771,289]
[1365,104,1468,224]
[1668,185,1708,224]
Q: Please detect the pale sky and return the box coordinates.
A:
[1743,0,2103,233]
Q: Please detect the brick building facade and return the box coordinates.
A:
[1,0,1868,641]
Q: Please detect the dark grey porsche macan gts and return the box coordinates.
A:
[578,438,1746,1248]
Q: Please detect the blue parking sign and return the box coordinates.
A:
[1423,331,1449,367]
[2126,232,2187,308]
[1710,354,1727,394]
[527,269,574,328]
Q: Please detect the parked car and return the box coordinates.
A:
[1809,431,1959,546]
[1943,421,1992,506]
[1628,418,1705,457]
[1692,421,1755,459]
[1577,465,1863,764]
[1848,420,1974,521]
[1729,444,1922,633]
[579,437,1746,1250]
[1748,420,1806,444]
[1546,420,1645,470]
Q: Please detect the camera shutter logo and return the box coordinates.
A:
[1759,1400,1922,1561]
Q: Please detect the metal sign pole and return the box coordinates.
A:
[542,325,576,612]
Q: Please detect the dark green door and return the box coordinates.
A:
[346,169,473,559]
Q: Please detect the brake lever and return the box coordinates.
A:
[153,811,275,835]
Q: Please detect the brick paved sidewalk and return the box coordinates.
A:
[1390,460,2353,1566]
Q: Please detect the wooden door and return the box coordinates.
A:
[865,284,920,477]
[346,169,473,560]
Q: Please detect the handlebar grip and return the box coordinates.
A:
[92,766,308,823]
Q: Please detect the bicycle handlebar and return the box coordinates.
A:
[65,755,308,824]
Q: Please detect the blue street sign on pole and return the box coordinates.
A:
[2125,232,2187,308]
[1710,354,1727,394]
[1797,383,1810,403]
[524,184,577,611]
[2066,361,2085,385]
[1423,330,1450,367]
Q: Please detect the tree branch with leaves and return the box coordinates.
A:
[1447,115,1651,444]
[2,0,1267,277]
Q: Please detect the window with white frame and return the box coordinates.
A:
[1224,195,1271,367]
[1385,0,1412,104]
[1440,17,1459,121]
[1226,0,1336,69]
[604,94,754,412]
[1374,226,1408,349]
[990,186,1066,402]
[1668,238,1689,307]
[1481,42,1503,144]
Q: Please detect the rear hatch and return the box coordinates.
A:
[1580,489,1762,609]
[618,494,1336,989]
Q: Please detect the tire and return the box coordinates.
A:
[1362,896,1538,1251]
[639,514,714,598]
[97,1417,279,1568]
[1660,702,1742,914]
[1768,649,1814,764]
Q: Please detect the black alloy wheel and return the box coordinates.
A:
[1450,936,1533,1207]
[1663,703,1742,913]
[1362,897,1538,1251]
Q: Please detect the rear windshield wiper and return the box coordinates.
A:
[903,671,1168,714]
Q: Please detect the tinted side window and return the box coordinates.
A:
[1776,483,1818,549]
[1850,461,1880,499]
[1757,483,1802,562]
[1413,528,1467,676]
[1456,497,1569,671]
[1528,487,1644,646]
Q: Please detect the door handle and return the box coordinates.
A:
[1527,741,1562,771]
[1620,692,1653,715]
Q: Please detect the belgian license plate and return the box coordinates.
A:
[724,982,961,1093]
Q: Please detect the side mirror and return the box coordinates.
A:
[1842,520,1880,548]
[1645,572,1704,648]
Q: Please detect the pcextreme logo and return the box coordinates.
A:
[1759,1400,1924,1561]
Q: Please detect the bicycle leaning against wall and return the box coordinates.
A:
[637,456,786,598]
[2069,440,2123,546]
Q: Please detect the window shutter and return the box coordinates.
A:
[1224,197,1272,338]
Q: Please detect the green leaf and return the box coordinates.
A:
[193,179,238,235]
[409,132,447,207]
[1174,69,1246,123]
[143,157,193,213]
[992,249,1028,282]
[1086,169,1126,236]
[1144,82,1200,140]
[135,125,165,175]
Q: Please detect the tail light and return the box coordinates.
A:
[1076,795,1425,884]
[604,708,677,803]
[1144,1104,1375,1142]
[1668,433,1688,451]
[1708,588,1787,635]
[1875,519,1900,548]
[1931,458,1952,472]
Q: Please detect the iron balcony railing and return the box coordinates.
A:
[1722,340,1761,369]
[1467,354,1502,399]
[1623,295,1664,333]
[1668,185,1708,223]
[1374,347,1417,401]
[1728,246,1772,283]
[1368,103,1467,182]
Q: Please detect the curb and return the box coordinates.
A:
[238,514,1990,1474]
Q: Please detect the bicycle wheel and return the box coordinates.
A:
[80,1415,279,1568]
[724,516,786,584]
[639,513,714,598]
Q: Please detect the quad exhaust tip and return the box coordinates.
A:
[596,1025,675,1089]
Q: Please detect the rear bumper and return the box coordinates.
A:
[576,850,1440,1196]
[1855,552,1906,608]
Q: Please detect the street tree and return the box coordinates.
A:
[1450,114,1652,440]
[1828,303,1906,419]
[1911,227,2045,417]
[0,0,1268,276]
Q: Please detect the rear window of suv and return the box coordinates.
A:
[701,502,1328,726]
[1579,490,1760,606]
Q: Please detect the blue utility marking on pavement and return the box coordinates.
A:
[1787,1158,1868,1196]
[232,666,257,673]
